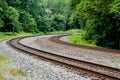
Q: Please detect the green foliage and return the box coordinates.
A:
[0,19,4,29]
[68,12,84,29]
[0,0,70,33]
[70,0,80,10]
[0,1,7,31]
[110,0,120,21]
[68,0,86,30]
[0,1,6,8]
[1,6,22,32]
[51,14,65,31]
[43,0,69,31]
[6,0,21,7]
[1,0,120,49]
[37,15,51,33]
[69,0,120,49]
[19,10,38,33]
[0,1,22,32]
[69,31,96,47]
[44,0,68,15]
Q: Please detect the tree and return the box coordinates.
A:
[70,0,80,10]
[51,14,65,31]
[37,15,50,32]
[0,0,6,30]
[1,6,22,32]
[0,0,8,19]
[69,0,120,49]
[67,0,82,30]
[19,10,38,33]
[0,19,4,29]
[5,0,70,32]
[6,0,48,32]
[6,0,21,8]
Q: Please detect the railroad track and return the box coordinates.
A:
[49,35,120,54]
[8,35,120,80]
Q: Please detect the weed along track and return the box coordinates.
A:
[8,35,120,80]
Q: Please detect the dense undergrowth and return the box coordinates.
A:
[69,31,97,47]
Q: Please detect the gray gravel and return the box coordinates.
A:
[20,35,120,69]
[0,40,93,80]
[59,36,70,42]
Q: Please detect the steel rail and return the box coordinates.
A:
[8,35,120,80]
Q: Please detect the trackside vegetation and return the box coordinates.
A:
[0,54,28,79]
[69,0,120,49]
[0,0,120,49]
[69,31,97,47]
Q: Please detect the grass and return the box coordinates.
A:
[0,29,82,42]
[47,29,81,34]
[7,69,27,78]
[69,32,97,47]
[0,74,6,80]
[47,29,97,47]
[0,55,10,68]
[18,69,27,77]
[0,30,84,79]
[8,69,19,78]
[0,32,34,42]
[0,54,28,79]
[0,29,98,80]
[0,29,97,79]
[46,29,98,47]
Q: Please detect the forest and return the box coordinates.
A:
[0,0,120,49]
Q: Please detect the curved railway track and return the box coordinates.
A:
[49,35,120,54]
[8,35,120,80]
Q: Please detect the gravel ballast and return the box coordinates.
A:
[20,35,120,69]
[0,39,93,80]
